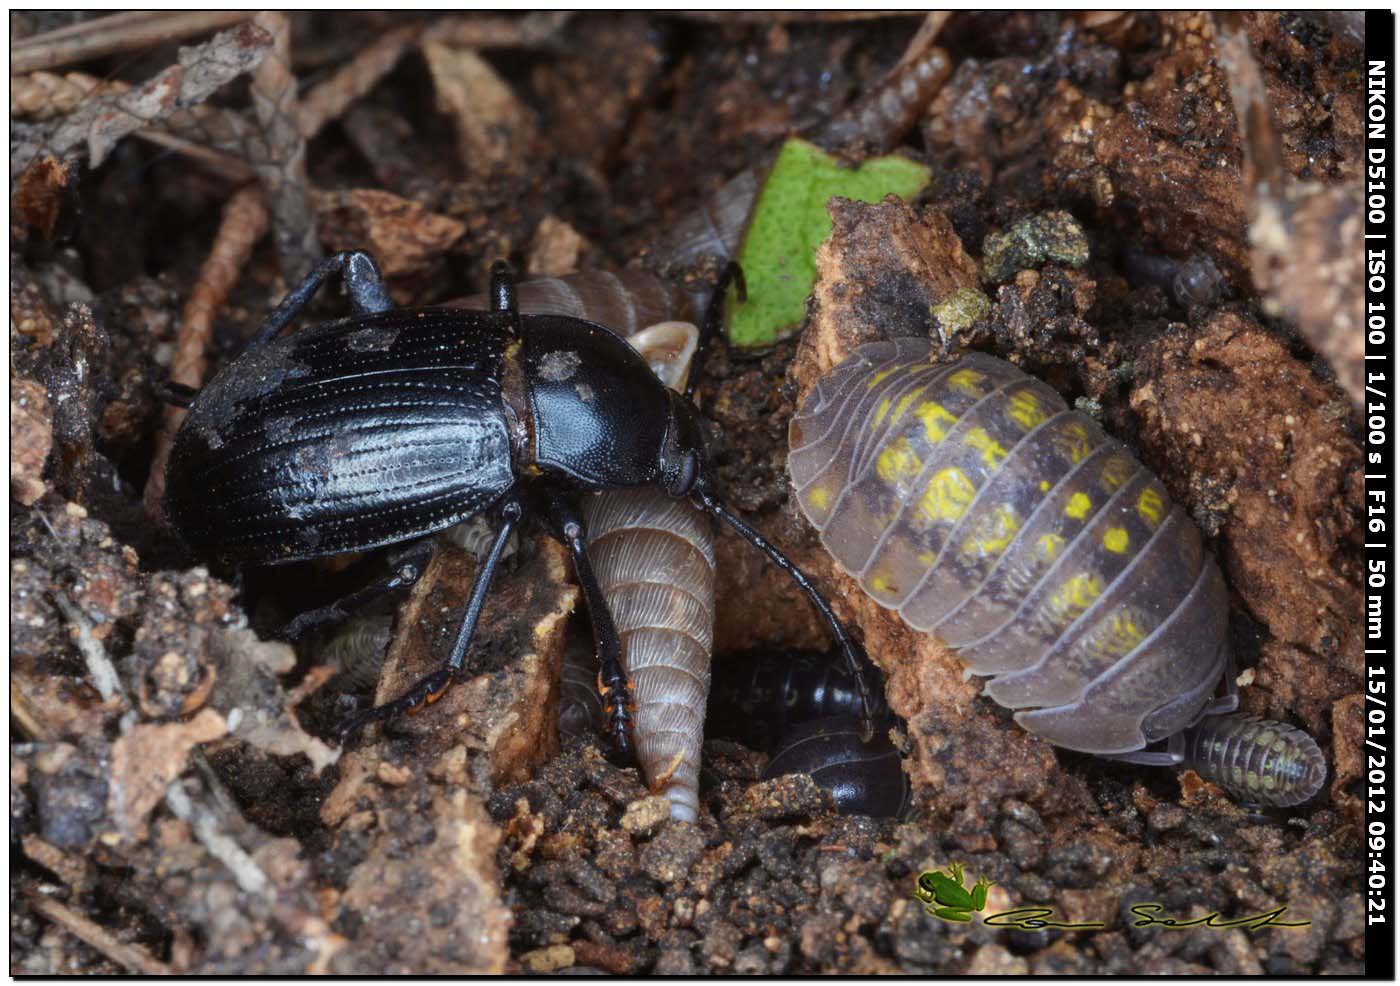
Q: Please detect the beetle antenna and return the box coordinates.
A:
[691,483,876,739]
[685,261,746,403]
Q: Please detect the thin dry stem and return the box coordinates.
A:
[420,11,574,50]
[11,11,252,74]
[1213,12,1285,209]
[11,23,273,173]
[164,781,271,898]
[894,11,951,71]
[23,891,173,975]
[249,11,319,283]
[295,22,427,138]
[12,71,257,182]
[50,591,126,705]
[143,185,270,519]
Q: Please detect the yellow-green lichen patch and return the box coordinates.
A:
[930,287,992,341]
[727,138,931,348]
[981,209,1090,284]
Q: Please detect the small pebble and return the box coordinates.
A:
[619,795,671,837]
[519,945,575,973]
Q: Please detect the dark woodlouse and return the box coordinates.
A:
[558,643,605,742]
[762,716,910,818]
[318,612,393,691]
[707,649,881,753]
[788,338,1327,807]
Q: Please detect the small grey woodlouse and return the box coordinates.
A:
[788,337,1326,807]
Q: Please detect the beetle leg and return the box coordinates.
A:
[281,539,435,642]
[155,379,199,408]
[691,483,878,740]
[248,250,393,351]
[684,261,746,402]
[336,499,523,746]
[489,260,519,315]
[547,495,635,764]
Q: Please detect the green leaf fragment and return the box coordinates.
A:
[727,137,931,348]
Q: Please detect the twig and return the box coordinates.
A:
[164,780,271,898]
[134,129,256,183]
[12,70,257,182]
[295,22,427,139]
[11,23,273,173]
[50,590,126,704]
[23,890,172,976]
[1213,12,1286,207]
[893,12,951,71]
[421,11,574,50]
[11,11,252,74]
[143,184,270,519]
[248,12,319,284]
[1214,12,1365,407]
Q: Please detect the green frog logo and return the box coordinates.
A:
[912,862,993,923]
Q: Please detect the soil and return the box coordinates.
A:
[10,11,1364,975]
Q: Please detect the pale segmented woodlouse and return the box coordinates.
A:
[789,337,1327,807]
[1177,715,1327,808]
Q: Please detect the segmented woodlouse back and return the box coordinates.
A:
[789,339,1229,758]
[1180,715,1328,807]
[580,489,716,823]
[762,716,910,818]
[559,645,605,740]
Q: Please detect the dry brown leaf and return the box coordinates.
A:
[421,42,537,172]
[315,188,465,278]
[107,708,227,841]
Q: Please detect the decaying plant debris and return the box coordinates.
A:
[10,11,1364,975]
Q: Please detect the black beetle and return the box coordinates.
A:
[162,250,876,752]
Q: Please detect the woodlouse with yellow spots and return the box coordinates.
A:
[789,338,1326,807]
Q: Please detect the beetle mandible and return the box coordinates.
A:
[161,250,877,753]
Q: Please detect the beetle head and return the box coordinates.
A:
[658,389,708,497]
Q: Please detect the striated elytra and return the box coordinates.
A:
[162,249,878,763]
[789,338,1326,807]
